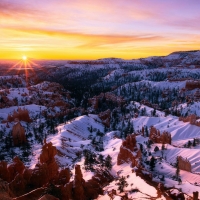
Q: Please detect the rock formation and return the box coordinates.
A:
[73,165,86,200]
[12,188,46,200]
[0,161,10,182]
[8,157,25,181]
[98,109,111,127]
[12,120,26,146]
[117,134,141,167]
[7,108,32,123]
[39,140,58,181]
[186,80,200,90]
[0,141,113,200]
[149,126,171,144]
[38,194,59,200]
[0,178,13,200]
[179,114,200,127]
[57,168,70,185]
[193,191,198,200]
[178,156,192,172]
[29,163,49,188]
[88,92,125,111]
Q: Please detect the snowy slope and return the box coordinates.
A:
[30,114,104,168]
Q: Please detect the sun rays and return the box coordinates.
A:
[5,56,48,86]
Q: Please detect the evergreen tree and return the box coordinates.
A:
[105,155,112,170]
[193,138,196,147]
[139,144,143,153]
[149,156,156,171]
[188,140,192,148]
[116,176,128,193]
[145,126,149,137]
[154,146,159,152]
[98,154,104,167]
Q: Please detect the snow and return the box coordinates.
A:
[30,114,104,168]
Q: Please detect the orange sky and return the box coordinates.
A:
[0,0,200,60]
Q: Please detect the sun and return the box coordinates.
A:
[22,55,27,61]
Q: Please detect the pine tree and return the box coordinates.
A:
[116,176,128,193]
[193,138,196,147]
[98,154,104,167]
[105,155,112,170]
[154,146,159,152]
[139,144,143,153]
[188,140,192,148]
[145,126,149,137]
[149,156,156,171]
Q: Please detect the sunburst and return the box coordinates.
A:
[5,56,49,86]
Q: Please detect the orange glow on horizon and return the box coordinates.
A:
[0,1,199,60]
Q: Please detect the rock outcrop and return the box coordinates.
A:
[117,134,141,167]
[179,114,200,127]
[0,179,13,200]
[73,165,86,200]
[39,140,58,181]
[8,157,25,181]
[7,108,32,123]
[98,109,111,128]
[193,191,198,200]
[178,156,192,172]
[149,126,171,144]
[0,161,10,182]
[12,187,46,200]
[12,120,26,146]
[0,142,113,200]
[38,194,59,200]
[186,80,200,90]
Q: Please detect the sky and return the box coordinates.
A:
[0,0,200,60]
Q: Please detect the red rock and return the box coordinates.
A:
[57,168,70,185]
[9,173,26,197]
[39,141,58,180]
[38,194,59,200]
[29,163,49,188]
[178,156,191,172]
[40,141,57,165]
[98,109,111,128]
[193,191,198,200]
[8,157,25,181]
[0,178,13,200]
[61,183,73,200]
[7,108,32,123]
[149,126,171,144]
[12,187,46,200]
[0,161,10,182]
[85,169,113,199]
[117,135,141,167]
[12,120,26,146]
[73,165,86,200]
